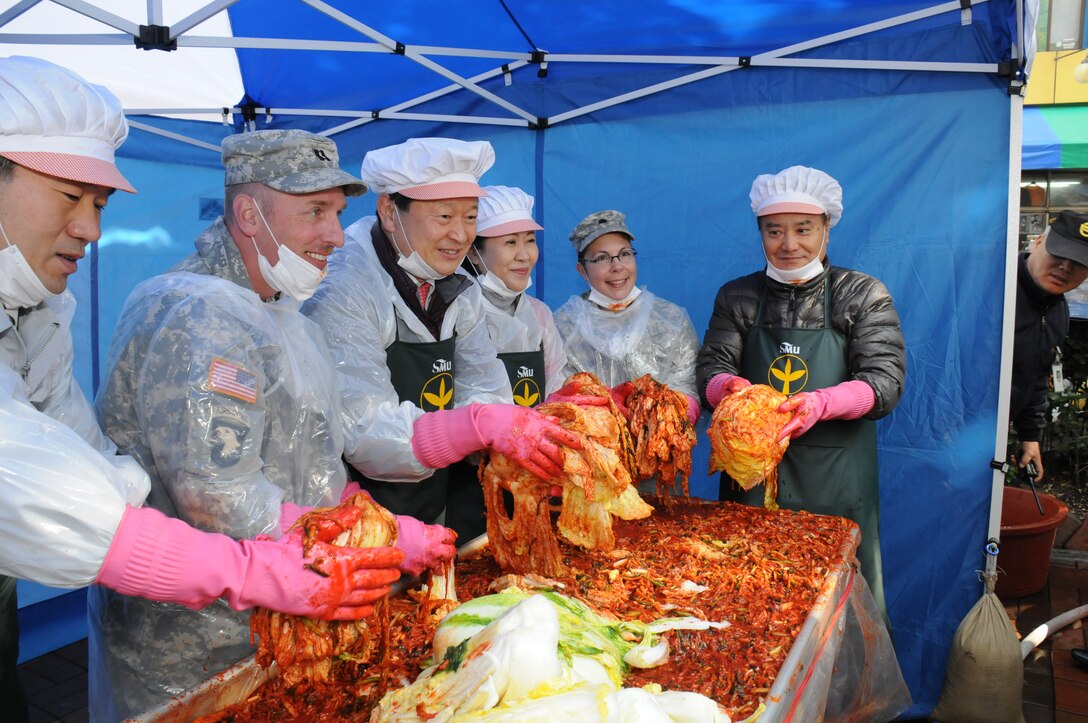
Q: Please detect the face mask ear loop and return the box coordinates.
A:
[393,205,417,258]
[252,201,282,253]
[0,218,13,251]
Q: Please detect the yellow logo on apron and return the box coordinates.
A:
[420,373,454,410]
[768,354,808,395]
[512,378,541,407]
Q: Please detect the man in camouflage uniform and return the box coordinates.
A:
[89,130,429,719]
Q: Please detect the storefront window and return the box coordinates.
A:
[1041,0,1086,50]
[1020,171,1088,248]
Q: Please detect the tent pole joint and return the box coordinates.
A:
[135,24,177,52]
[530,117,549,131]
[739,56,752,69]
[531,50,548,78]
[394,41,406,55]
[990,458,1011,474]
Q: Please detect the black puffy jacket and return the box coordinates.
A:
[1011,253,1069,442]
[696,264,906,418]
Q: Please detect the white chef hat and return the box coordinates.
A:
[0,56,135,193]
[360,137,494,200]
[749,166,842,227]
[476,185,543,237]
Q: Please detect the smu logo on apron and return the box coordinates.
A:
[512,365,541,407]
[420,358,454,410]
[767,342,809,395]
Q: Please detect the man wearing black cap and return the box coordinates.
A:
[1010,210,1088,488]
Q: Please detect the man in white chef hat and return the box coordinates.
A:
[303,138,580,542]
[695,165,906,619]
[0,56,405,722]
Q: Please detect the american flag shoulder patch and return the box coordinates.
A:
[207,357,259,404]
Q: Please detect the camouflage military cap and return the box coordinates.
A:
[221,129,366,196]
[569,209,634,255]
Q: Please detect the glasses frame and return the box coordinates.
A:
[580,248,638,266]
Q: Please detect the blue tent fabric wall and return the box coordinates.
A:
[34,0,1024,717]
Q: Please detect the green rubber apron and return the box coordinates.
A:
[499,346,546,408]
[0,575,27,722]
[352,327,458,526]
[723,278,885,615]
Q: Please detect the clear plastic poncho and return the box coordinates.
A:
[90,271,347,721]
[553,289,699,397]
[478,290,568,397]
[302,216,512,483]
[0,293,148,586]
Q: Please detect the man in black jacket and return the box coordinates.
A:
[1010,211,1088,483]
[696,166,906,620]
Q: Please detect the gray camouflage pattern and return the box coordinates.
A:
[222,128,367,196]
[89,218,347,720]
[568,209,634,254]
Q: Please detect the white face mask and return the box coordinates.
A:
[250,203,325,302]
[0,218,58,310]
[393,206,444,282]
[588,285,641,312]
[473,247,528,301]
[764,228,826,285]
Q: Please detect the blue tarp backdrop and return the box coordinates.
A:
[4,0,1029,716]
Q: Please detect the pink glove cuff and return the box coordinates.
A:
[96,505,226,609]
[411,405,483,469]
[705,373,735,409]
[816,380,875,421]
[685,394,701,426]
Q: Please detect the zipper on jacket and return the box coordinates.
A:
[15,321,60,382]
[787,288,797,324]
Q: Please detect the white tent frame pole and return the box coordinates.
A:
[320,60,531,136]
[170,0,239,39]
[48,0,140,35]
[550,0,992,125]
[300,0,537,124]
[988,91,1025,570]
[127,119,222,151]
[146,0,161,26]
[0,0,42,26]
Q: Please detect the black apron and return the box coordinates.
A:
[499,347,546,407]
[349,326,486,540]
[721,278,885,616]
[0,575,28,723]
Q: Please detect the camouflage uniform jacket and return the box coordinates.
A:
[89,217,347,721]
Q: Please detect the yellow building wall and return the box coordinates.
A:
[1025,50,1088,104]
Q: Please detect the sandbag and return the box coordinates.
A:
[931,587,1025,723]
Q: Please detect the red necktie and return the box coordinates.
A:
[418,281,432,308]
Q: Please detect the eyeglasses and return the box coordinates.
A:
[581,249,638,266]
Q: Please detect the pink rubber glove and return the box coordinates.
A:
[395,515,458,576]
[705,373,752,409]
[96,505,405,621]
[412,403,582,480]
[777,380,876,440]
[685,394,701,426]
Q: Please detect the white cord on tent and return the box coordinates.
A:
[1019,604,1088,660]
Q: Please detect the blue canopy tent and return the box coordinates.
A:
[1,0,1034,716]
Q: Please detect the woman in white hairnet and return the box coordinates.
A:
[303,139,580,543]
[695,166,905,619]
[553,210,701,426]
[462,185,567,405]
[0,57,403,722]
